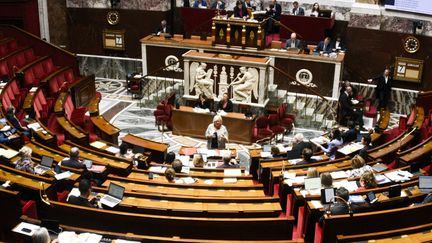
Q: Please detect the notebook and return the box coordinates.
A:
[304,177,321,191]
[372,163,388,173]
[34,156,54,175]
[100,183,125,208]
[419,176,432,193]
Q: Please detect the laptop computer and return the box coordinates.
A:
[34,156,54,175]
[263,144,272,152]
[419,176,432,193]
[304,177,321,191]
[318,10,332,18]
[100,183,125,208]
[320,187,336,204]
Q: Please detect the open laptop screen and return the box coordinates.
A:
[41,156,54,167]
[304,177,321,190]
[419,176,432,193]
[108,183,125,200]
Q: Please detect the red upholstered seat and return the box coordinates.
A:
[296,206,305,238]
[155,104,173,131]
[278,104,295,133]
[57,190,70,202]
[314,222,323,243]
[253,116,274,142]
[47,113,65,145]
[0,60,9,77]
[364,99,377,118]
[21,200,38,219]
[24,69,36,87]
[268,114,285,139]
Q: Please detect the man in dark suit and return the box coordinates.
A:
[297,148,316,165]
[339,86,363,127]
[211,0,225,10]
[61,147,86,169]
[155,20,171,36]
[332,35,346,51]
[315,37,332,53]
[233,1,248,18]
[243,0,255,10]
[341,121,359,143]
[368,67,392,110]
[287,133,313,159]
[266,0,281,33]
[285,32,302,49]
[67,179,96,208]
[291,1,305,16]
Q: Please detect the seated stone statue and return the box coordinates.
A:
[194,63,214,98]
[231,67,258,102]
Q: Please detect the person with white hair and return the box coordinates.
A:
[32,227,51,243]
[287,133,313,159]
[15,146,35,174]
[61,147,86,169]
[285,32,302,49]
[205,115,228,149]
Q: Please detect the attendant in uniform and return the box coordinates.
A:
[368,67,392,110]
[205,115,228,149]
[332,35,346,51]
[217,93,233,112]
[233,1,248,18]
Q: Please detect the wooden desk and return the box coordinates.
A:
[172,106,255,144]
[121,133,168,163]
[56,116,88,144]
[103,179,264,198]
[212,17,266,49]
[0,167,51,191]
[90,115,120,145]
[368,128,415,162]
[399,135,432,163]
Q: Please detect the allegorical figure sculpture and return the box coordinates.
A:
[230,67,258,102]
[190,62,214,98]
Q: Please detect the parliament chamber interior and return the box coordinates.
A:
[1,0,432,242]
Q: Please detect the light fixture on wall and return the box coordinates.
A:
[412,20,423,35]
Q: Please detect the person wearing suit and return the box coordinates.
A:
[61,147,86,170]
[233,1,248,18]
[211,0,225,10]
[6,105,31,138]
[339,86,364,127]
[266,0,282,33]
[332,35,346,51]
[341,121,359,143]
[195,93,211,110]
[217,93,233,112]
[297,148,316,165]
[287,133,313,159]
[368,67,392,110]
[243,0,255,10]
[292,1,305,16]
[0,127,17,143]
[193,0,208,8]
[285,32,302,49]
[315,37,332,53]
[155,20,171,36]
[67,179,96,208]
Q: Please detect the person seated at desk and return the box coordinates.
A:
[271,145,283,158]
[329,187,355,215]
[218,155,240,168]
[342,120,359,143]
[297,148,316,165]
[307,167,319,178]
[314,128,343,160]
[291,1,305,16]
[205,115,229,149]
[0,126,18,144]
[347,155,372,178]
[172,159,183,173]
[61,147,86,170]
[165,168,176,182]
[358,134,372,159]
[164,151,176,165]
[357,171,377,191]
[193,154,204,168]
[116,142,133,159]
[217,93,233,112]
[321,172,333,188]
[67,179,97,208]
[193,0,208,8]
[285,32,302,49]
[332,35,346,52]
[6,105,31,137]
[310,2,320,17]
[195,93,211,110]
[315,37,332,54]
[339,80,358,98]
[339,86,364,127]
[211,0,225,10]
[154,20,171,36]
[233,0,248,18]
[288,133,313,159]
[15,146,35,174]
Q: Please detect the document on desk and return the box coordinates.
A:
[283,171,296,179]
[149,166,166,173]
[375,174,391,184]
[223,178,237,183]
[310,136,329,145]
[182,177,196,184]
[178,155,191,167]
[105,146,120,154]
[276,144,291,153]
[55,171,72,180]
[90,141,107,149]
[260,151,272,158]
[0,148,18,159]
[27,122,42,131]
[311,200,324,209]
[288,158,303,165]
[12,222,40,236]
[181,166,190,174]
[333,180,358,192]
[330,171,349,179]
[385,170,413,182]
[224,168,241,177]
[338,142,364,155]
[77,232,103,243]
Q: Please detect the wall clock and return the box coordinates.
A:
[403,36,420,53]
[107,11,120,25]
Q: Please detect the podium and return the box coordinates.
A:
[212,17,267,50]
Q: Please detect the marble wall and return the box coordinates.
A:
[66,0,170,11]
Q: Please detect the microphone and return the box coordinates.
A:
[39,182,50,206]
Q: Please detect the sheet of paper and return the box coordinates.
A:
[224,168,241,177]
[223,178,237,183]
[289,158,303,165]
[330,171,349,179]
[260,152,272,158]
[311,155,323,161]
[182,177,196,184]
[0,148,18,159]
[311,200,323,209]
[105,146,120,154]
[178,155,191,166]
[12,222,40,236]
[204,179,214,185]
[182,147,197,156]
[0,125,11,132]
[375,174,391,184]
[181,166,190,174]
[149,166,163,173]
[283,171,296,179]
[27,122,41,131]
[349,195,366,203]
[90,141,106,149]
[78,232,103,243]
[55,171,72,180]
[89,165,106,173]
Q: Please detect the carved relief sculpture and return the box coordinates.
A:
[190,62,214,98]
[230,67,259,102]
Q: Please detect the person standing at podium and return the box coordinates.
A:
[234,1,248,18]
[205,115,229,149]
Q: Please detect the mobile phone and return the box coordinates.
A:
[21,228,32,233]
